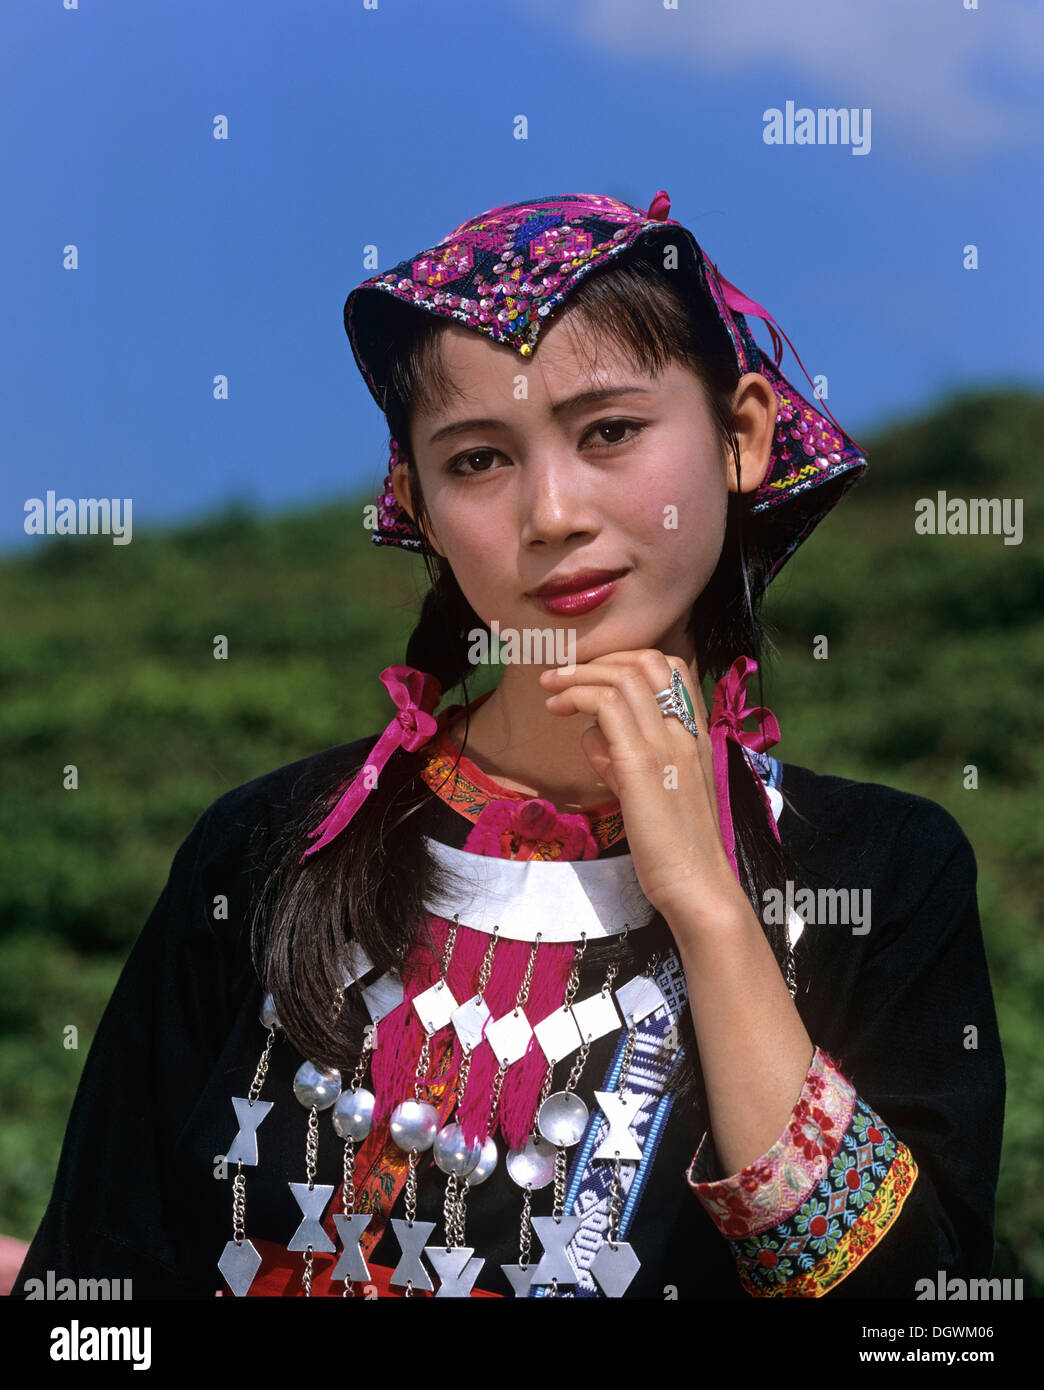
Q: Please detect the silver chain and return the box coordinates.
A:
[403,1148,420,1298]
[551,1144,569,1220]
[563,931,587,1006]
[232,1163,246,1244]
[441,916,459,976]
[519,1186,533,1269]
[452,1180,469,1250]
[515,932,542,1011]
[606,1025,638,1248]
[248,1027,276,1103]
[341,1140,356,1214]
[544,947,627,1295]
[413,1033,432,1100]
[300,1103,321,1296]
[443,1173,459,1251]
[476,926,499,999]
[230,1025,277,1262]
[487,1062,508,1132]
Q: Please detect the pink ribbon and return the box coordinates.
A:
[645,191,867,458]
[709,263,869,460]
[299,665,442,862]
[708,656,782,881]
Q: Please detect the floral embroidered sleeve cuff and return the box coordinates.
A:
[686,1046,919,1296]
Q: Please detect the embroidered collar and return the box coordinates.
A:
[419,693,784,855]
[419,692,627,852]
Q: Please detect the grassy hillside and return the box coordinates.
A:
[2,386,1041,1289]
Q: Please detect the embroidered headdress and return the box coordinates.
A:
[344,188,868,592]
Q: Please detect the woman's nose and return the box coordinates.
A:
[518,452,601,547]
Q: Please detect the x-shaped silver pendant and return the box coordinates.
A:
[530,1215,582,1285]
[427,1246,485,1297]
[224,1097,274,1167]
[592,1090,644,1161]
[389,1218,435,1292]
[501,1262,538,1297]
[287,1182,336,1253]
[331,1212,372,1282]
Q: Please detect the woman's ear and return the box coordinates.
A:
[391,462,445,557]
[727,373,778,494]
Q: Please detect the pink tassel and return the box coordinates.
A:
[495,941,577,1148]
[455,934,577,1149]
[370,923,444,1123]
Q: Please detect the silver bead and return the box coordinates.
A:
[259,992,280,1030]
[332,1087,375,1141]
[389,1098,439,1152]
[537,1090,589,1147]
[465,1137,498,1187]
[433,1122,483,1177]
[292,1060,342,1110]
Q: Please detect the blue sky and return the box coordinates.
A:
[3,0,1042,551]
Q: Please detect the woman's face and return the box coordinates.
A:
[396,314,776,668]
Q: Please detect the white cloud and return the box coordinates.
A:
[523,0,1044,158]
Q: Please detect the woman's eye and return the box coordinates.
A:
[447,420,643,475]
[590,418,643,447]
[447,449,502,476]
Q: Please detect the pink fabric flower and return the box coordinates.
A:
[463,797,598,861]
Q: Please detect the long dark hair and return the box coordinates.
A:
[251,253,813,1117]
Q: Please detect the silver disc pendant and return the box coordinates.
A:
[218,1237,262,1297]
[389,1098,440,1152]
[332,1087,375,1141]
[433,1122,483,1177]
[466,1136,498,1187]
[537,1090,589,1147]
[590,1239,641,1297]
[505,1135,557,1189]
[292,1060,342,1110]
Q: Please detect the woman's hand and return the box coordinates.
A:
[539,649,749,933]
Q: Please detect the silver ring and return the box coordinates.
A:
[654,669,699,739]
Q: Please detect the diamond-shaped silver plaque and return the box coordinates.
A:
[360,970,404,1022]
[590,1239,641,1297]
[218,1237,262,1297]
[571,990,620,1044]
[533,1006,583,1066]
[412,978,459,1034]
[615,975,666,1027]
[485,1009,533,1067]
[451,993,491,1051]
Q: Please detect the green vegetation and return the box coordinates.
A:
[2,387,1041,1290]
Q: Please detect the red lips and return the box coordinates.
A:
[529,567,629,597]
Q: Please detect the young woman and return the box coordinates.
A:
[16,190,1004,1299]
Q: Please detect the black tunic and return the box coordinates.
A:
[13,735,1005,1298]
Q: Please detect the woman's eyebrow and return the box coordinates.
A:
[426,385,655,445]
